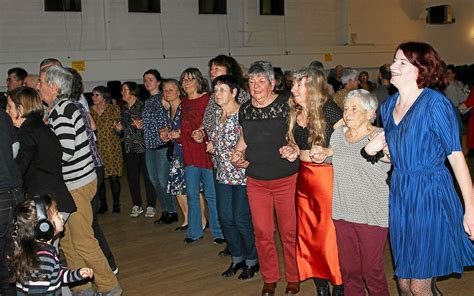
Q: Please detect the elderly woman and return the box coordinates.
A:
[179,68,224,244]
[313,89,390,295]
[142,69,178,222]
[284,68,344,296]
[113,82,155,218]
[372,42,474,295]
[332,68,359,109]
[91,86,123,214]
[232,61,299,295]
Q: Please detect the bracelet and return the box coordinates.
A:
[360,147,384,164]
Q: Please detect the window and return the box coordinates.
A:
[199,0,226,14]
[129,0,161,13]
[260,0,284,15]
[44,0,81,12]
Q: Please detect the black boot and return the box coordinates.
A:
[112,198,120,213]
[317,286,330,296]
[98,198,108,214]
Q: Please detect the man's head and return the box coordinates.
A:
[23,74,40,89]
[39,58,62,71]
[38,65,72,106]
[378,63,391,85]
[7,68,28,91]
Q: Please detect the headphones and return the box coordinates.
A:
[33,196,54,242]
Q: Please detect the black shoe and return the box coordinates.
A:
[175,224,188,231]
[184,237,202,244]
[332,285,344,296]
[317,286,331,296]
[238,263,260,280]
[213,238,226,245]
[218,247,231,257]
[163,212,178,224]
[154,211,168,224]
[112,199,120,213]
[221,261,245,277]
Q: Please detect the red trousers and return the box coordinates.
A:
[334,219,389,296]
[247,174,298,283]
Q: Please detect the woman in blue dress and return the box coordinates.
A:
[365,41,474,295]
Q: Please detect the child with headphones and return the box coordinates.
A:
[8,195,93,295]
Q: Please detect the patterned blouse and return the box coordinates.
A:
[91,104,123,177]
[209,110,246,185]
[119,99,146,154]
[142,93,169,149]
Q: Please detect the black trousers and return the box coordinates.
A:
[123,152,156,208]
[0,188,24,296]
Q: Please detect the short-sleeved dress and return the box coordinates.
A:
[381,87,474,279]
[91,104,123,177]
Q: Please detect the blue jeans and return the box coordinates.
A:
[146,148,176,212]
[0,187,25,296]
[184,166,223,240]
[216,183,257,265]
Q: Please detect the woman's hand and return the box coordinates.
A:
[112,121,123,132]
[279,145,299,162]
[159,127,170,142]
[309,145,330,163]
[206,141,215,154]
[191,128,206,143]
[464,208,474,240]
[231,149,249,169]
[79,267,94,279]
[131,118,144,129]
[169,129,181,140]
[365,131,386,155]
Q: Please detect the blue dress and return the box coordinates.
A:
[381,88,474,279]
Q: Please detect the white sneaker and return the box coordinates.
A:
[129,206,143,217]
[112,267,119,275]
[145,206,156,218]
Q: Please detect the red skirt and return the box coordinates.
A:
[296,162,343,284]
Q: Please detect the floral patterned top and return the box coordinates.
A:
[209,109,246,185]
[142,93,169,149]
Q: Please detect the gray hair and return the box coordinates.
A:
[248,61,274,82]
[341,68,359,85]
[344,89,378,122]
[308,60,325,72]
[41,65,73,99]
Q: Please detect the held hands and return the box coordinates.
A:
[112,121,123,132]
[231,148,249,169]
[206,141,215,154]
[191,128,206,143]
[309,145,329,163]
[159,127,170,142]
[169,129,181,140]
[79,267,94,279]
[279,145,299,162]
[131,118,144,129]
[365,131,387,155]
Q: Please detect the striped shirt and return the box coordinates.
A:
[48,98,97,190]
[16,244,84,295]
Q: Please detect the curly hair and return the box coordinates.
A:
[287,68,329,148]
[8,196,56,283]
[396,41,442,88]
[65,67,84,101]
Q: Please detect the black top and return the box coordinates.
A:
[0,109,22,191]
[15,113,76,213]
[293,99,343,150]
[328,76,344,92]
[239,94,299,180]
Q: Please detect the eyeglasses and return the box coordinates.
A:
[121,88,129,93]
[181,78,195,84]
[92,93,101,97]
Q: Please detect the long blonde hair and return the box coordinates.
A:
[287,68,329,147]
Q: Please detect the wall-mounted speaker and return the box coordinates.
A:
[426,5,455,24]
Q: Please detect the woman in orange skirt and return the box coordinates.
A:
[285,67,344,295]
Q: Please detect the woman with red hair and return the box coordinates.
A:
[367,42,474,295]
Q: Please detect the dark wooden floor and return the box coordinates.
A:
[96,155,474,296]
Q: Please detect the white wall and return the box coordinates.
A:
[0,0,470,91]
